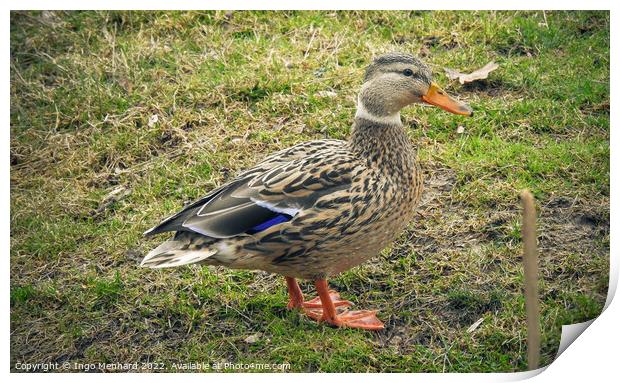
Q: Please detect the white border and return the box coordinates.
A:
[4,2,616,382]
[2,0,617,11]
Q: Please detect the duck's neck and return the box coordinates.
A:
[354,97,402,126]
[349,110,417,173]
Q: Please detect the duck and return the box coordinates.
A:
[141,52,473,330]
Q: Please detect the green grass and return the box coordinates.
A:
[10,10,609,372]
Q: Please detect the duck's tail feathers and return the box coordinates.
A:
[140,237,217,269]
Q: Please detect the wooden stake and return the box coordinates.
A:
[521,190,541,370]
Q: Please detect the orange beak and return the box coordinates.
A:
[422,82,473,116]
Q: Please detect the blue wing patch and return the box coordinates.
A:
[247,214,291,234]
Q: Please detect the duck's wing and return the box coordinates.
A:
[144,142,352,239]
[253,139,344,167]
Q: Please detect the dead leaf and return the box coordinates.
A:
[444,67,463,81]
[244,333,262,344]
[147,114,159,127]
[467,317,485,333]
[445,61,499,84]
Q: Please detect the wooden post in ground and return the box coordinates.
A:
[521,190,540,370]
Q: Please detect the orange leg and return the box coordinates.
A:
[285,277,305,309]
[304,279,385,331]
[285,277,352,310]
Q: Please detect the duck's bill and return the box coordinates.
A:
[422,83,473,116]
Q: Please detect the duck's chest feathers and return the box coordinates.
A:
[350,118,422,204]
[340,118,424,243]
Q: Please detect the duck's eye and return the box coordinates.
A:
[403,69,414,77]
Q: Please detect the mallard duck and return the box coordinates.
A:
[141,52,472,330]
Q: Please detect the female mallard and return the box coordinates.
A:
[141,52,472,330]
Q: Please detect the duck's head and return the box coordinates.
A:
[356,52,473,124]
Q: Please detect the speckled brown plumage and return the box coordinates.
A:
[142,115,423,278]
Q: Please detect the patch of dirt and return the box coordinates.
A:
[443,289,504,326]
[406,163,482,256]
[459,78,512,97]
[538,197,610,275]
[415,163,609,267]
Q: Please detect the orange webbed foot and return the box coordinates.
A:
[332,310,385,330]
[302,290,353,309]
[304,308,385,330]
[285,277,384,331]
[303,279,385,331]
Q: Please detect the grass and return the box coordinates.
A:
[10,10,609,372]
